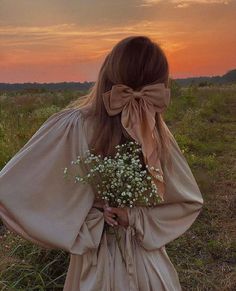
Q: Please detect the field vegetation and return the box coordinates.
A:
[0,83,235,290]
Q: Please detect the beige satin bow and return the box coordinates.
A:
[102,82,171,200]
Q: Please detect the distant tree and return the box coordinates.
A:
[198,81,212,87]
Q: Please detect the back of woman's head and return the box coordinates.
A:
[103,36,169,90]
[67,35,172,168]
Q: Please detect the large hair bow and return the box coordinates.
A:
[102,82,171,200]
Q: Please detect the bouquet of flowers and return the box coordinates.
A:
[63,141,163,262]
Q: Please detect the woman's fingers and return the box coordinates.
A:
[105,211,116,219]
[103,206,129,227]
[104,212,117,223]
[104,215,118,226]
[104,209,118,226]
[104,217,118,226]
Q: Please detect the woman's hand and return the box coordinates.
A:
[92,200,118,225]
[92,200,129,228]
[103,205,129,228]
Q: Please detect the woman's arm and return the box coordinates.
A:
[126,134,204,250]
[0,108,105,254]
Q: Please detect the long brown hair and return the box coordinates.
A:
[65,35,173,170]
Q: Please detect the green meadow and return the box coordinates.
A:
[0,82,235,290]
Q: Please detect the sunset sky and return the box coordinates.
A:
[0,0,236,83]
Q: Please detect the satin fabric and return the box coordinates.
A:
[102,83,171,200]
[0,107,203,291]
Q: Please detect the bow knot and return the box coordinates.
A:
[133,91,143,99]
[102,82,171,200]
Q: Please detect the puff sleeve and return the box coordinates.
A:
[127,125,204,250]
[0,108,104,254]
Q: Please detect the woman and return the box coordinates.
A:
[0,36,204,290]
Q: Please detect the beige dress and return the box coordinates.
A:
[0,107,204,291]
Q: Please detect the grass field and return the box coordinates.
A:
[0,83,235,290]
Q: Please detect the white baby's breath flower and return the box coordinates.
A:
[64,140,162,208]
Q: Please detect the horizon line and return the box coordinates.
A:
[1,70,234,85]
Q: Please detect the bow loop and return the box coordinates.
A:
[102,82,171,200]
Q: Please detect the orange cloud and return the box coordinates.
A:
[141,0,232,7]
[0,21,187,67]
